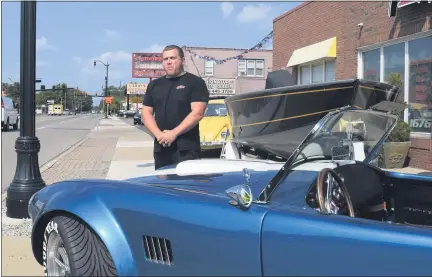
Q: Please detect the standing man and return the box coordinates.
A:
[142,45,209,170]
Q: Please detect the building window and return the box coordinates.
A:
[363,49,380,81]
[359,34,432,134]
[204,60,214,76]
[299,60,336,85]
[408,36,432,134]
[238,59,265,77]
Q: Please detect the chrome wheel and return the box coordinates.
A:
[46,230,70,276]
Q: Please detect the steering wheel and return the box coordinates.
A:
[316,168,355,217]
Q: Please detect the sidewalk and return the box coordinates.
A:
[1,117,155,276]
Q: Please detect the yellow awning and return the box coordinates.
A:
[286,37,337,67]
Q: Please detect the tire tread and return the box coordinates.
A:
[51,215,118,276]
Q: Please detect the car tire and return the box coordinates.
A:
[43,215,118,276]
[13,118,18,130]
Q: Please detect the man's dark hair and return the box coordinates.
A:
[162,45,184,59]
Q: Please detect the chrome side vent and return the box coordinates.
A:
[143,236,173,265]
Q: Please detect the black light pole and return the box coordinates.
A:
[7,1,46,219]
[94,60,109,118]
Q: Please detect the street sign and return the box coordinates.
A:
[105,96,114,104]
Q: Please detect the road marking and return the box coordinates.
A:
[2,116,101,203]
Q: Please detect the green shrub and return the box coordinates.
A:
[388,120,411,142]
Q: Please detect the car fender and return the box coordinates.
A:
[31,188,138,276]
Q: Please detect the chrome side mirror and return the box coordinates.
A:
[225,184,253,210]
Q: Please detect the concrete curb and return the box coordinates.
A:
[1,119,101,202]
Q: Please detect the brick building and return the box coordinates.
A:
[273,1,432,170]
[182,46,273,97]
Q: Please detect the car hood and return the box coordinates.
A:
[34,164,281,206]
[199,116,231,141]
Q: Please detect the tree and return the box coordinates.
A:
[2,82,20,103]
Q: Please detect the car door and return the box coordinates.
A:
[11,99,18,123]
[261,205,432,276]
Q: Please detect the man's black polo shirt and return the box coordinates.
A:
[142,72,209,152]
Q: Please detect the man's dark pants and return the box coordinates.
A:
[154,145,201,170]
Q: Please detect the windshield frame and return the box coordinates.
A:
[256,106,399,202]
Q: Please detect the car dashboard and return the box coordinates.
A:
[305,162,432,227]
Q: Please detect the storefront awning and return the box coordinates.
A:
[286,37,337,67]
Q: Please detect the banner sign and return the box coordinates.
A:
[127,83,148,95]
[203,78,236,96]
[132,53,165,78]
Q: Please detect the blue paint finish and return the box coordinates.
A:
[385,170,432,182]
[261,205,432,276]
[29,164,432,276]
[30,170,279,276]
[30,180,139,276]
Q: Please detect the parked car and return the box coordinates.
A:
[133,111,142,125]
[1,96,19,131]
[28,101,432,276]
[199,98,232,150]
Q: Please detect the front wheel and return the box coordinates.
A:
[43,215,118,276]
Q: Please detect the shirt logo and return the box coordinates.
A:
[176,85,185,89]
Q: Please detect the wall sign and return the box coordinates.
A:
[203,78,236,96]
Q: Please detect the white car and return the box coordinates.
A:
[1,96,19,131]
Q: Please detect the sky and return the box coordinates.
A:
[1,1,301,106]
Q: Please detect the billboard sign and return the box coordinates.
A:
[126,83,148,95]
[203,78,236,97]
[132,53,165,78]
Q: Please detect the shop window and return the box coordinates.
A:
[408,36,432,133]
[204,60,214,76]
[363,49,380,81]
[325,60,335,81]
[300,65,310,84]
[358,34,432,134]
[299,60,335,85]
[238,59,265,77]
[312,63,324,83]
[384,43,405,85]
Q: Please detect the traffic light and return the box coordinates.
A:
[52,85,56,90]
[41,85,45,90]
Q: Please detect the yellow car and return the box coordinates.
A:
[199,98,232,150]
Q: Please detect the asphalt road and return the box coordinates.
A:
[1,114,101,192]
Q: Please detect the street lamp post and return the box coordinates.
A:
[94,60,109,118]
[6,1,46,219]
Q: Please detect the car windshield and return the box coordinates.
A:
[205,103,227,116]
[292,110,397,164]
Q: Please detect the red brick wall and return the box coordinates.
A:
[273,2,432,170]
[409,147,432,171]
[273,1,432,75]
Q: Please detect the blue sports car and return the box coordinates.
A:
[28,102,432,276]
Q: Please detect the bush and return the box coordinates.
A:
[388,120,411,142]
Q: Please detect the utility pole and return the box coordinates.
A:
[94,60,109,118]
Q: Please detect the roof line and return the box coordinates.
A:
[273,1,313,23]
[182,45,272,52]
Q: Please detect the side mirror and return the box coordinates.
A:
[225,184,253,210]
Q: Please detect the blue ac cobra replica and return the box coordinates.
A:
[28,101,432,276]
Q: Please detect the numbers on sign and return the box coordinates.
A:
[410,119,432,129]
